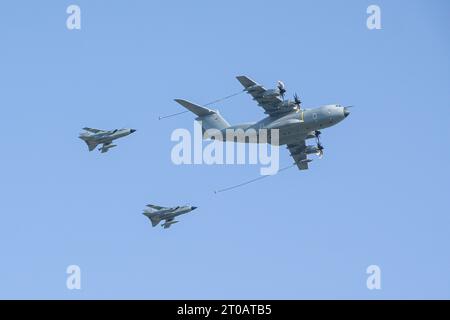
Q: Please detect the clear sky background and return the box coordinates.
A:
[1,0,449,299]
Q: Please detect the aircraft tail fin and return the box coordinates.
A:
[79,136,98,152]
[143,211,161,227]
[174,99,230,131]
[87,142,98,152]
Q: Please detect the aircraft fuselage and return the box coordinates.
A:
[219,104,349,146]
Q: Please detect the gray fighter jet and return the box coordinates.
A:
[175,76,351,170]
[142,204,198,229]
[79,127,136,153]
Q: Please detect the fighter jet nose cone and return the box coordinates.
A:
[130,129,137,133]
[344,107,350,118]
[191,206,198,211]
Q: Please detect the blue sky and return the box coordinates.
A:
[0,0,449,299]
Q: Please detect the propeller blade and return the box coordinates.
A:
[317,149,324,159]
[316,142,324,159]
[294,93,301,106]
[314,130,321,144]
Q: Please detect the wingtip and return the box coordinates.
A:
[174,98,188,106]
[236,75,256,88]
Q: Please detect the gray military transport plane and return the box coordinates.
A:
[142,204,197,229]
[175,75,351,170]
[79,127,136,153]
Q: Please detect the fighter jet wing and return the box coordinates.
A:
[146,204,167,210]
[83,127,105,134]
[287,141,310,170]
[236,76,291,116]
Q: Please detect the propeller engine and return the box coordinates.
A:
[314,130,321,142]
[316,142,324,159]
[315,130,324,159]
[277,81,286,100]
[293,93,302,108]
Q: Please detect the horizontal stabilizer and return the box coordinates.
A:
[174,99,215,117]
[175,99,230,131]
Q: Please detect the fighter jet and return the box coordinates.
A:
[175,76,351,170]
[79,127,136,153]
[142,204,197,229]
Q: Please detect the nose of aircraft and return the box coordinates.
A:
[191,206,198,211]
[130,129,137,133]
[344,107,350,118]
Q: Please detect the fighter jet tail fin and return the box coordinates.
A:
[143,211,161,227]
[149,216,160,227]
[81,140,98,152]
[174,99,230,131]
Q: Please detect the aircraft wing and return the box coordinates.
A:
[83,127,105,134]
[236,76,292,116]
[287,141,310,170]
[146,204,167,210]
